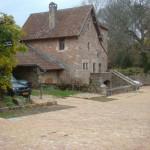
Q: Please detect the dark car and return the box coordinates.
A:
[8,77,31,97]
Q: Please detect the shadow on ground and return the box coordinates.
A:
[88,96,117,102]
[0,105,75,119]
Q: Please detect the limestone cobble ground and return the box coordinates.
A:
[0,87,150,150]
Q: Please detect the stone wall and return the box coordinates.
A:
[26,37,78,84]
[25,14,108,85]
[90,72,131,88]
[39,71,61,85]
[90,72,136,95]
[107,85,134,95]
[89,73,111,93]
[74,14,108,84]
[90,73,111,85]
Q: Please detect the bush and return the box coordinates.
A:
[3,96,15,107]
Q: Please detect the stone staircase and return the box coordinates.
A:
[90,70,140,96]
[107,70,139,95]
[111,70,137,87]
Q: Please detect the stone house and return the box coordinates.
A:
[14,2,108,87]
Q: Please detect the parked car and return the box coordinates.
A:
[8,77,32,97]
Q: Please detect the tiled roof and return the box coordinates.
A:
[22,5,93,40]
[16,47,63,71]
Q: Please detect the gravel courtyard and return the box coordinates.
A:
[0,87,150,150]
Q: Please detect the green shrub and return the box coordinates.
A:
[116,67,144,76]
[4,96,15,107]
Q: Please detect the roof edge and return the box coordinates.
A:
[78,5,93,36]
[99,23,108,31]
[26,44,65,70]
[21,35,78,42]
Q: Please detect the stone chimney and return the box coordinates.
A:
[49,2,57,30]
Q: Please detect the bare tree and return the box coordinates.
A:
[98,0,150,68]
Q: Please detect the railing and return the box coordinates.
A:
[107,85,133,96]
[111,70,137,86]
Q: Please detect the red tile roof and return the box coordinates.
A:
[22,5,93,40]
[16,47,63,71]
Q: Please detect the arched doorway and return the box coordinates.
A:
[103,80,111,88]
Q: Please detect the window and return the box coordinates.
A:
[99,63,101,73]
[97,50,101,58]
[88,42,90,51]
[83,63,86,70]
[83,62,88,70]
[59,38,65,50]
[86,63,88,70]
[93,63,96,73]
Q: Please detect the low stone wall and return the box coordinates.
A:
[129,74,150,85]
[90,73,111,85]
[90,72,130,89]
[89,73,111,93]
[90,72,136,95]
[107,85,135,95]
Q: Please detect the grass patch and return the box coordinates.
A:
[32,86,78,98]
[3,96,15,107]
[0,111,19,118]
[0,96,30,108]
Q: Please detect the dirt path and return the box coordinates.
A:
[0,87,150,150]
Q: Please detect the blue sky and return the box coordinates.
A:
[0,0,82,26]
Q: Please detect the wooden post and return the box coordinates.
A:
[37,67,45,100]
[39,82,43,99]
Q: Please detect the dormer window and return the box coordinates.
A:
[59,38,65,50]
